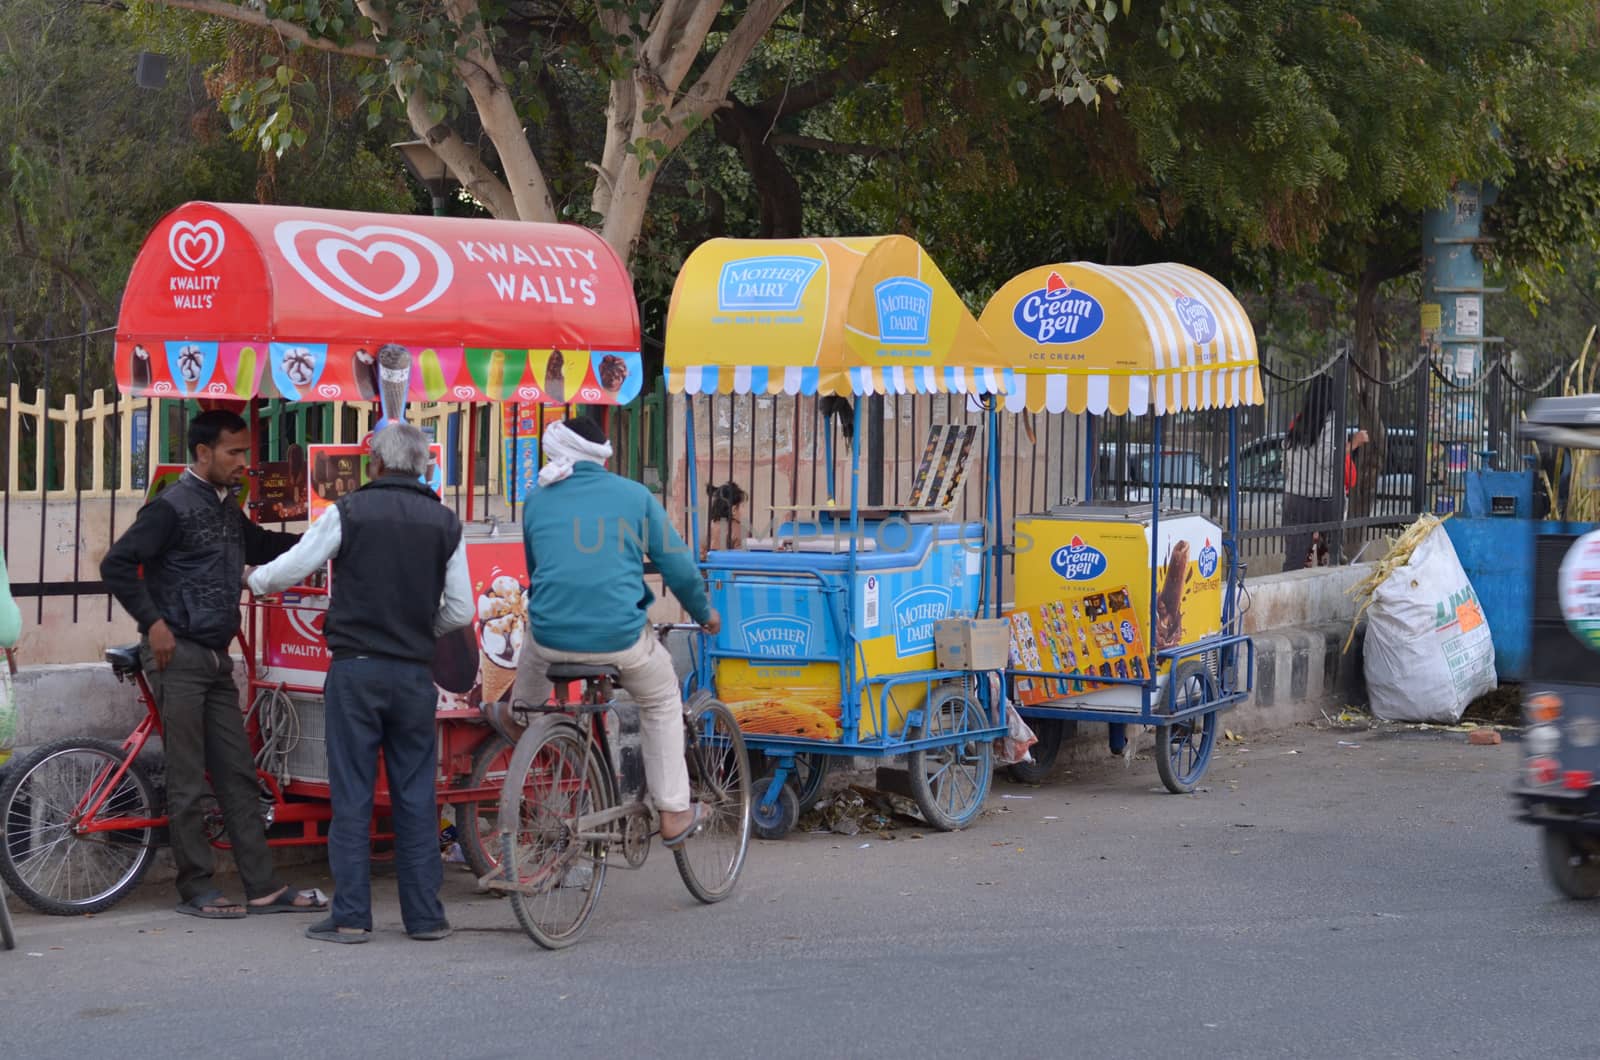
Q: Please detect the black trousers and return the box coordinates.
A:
[142,637,280,903]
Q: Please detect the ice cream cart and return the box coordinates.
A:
[979,262,1262,792]
[663,235,1018,838]
[108,201,644,881]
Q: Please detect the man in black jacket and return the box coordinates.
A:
[101,409,323,919]
[249,423,472,943]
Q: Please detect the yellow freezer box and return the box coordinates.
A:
[1010,503,1224,712]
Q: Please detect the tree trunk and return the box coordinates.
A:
[714,102,803,238]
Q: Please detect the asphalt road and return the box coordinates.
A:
[0,725,1590,1060]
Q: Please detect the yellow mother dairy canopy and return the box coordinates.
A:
[980,262,1263,415]
[665,236,1013,398]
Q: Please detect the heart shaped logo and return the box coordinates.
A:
[168,220,226,272]
[207,382,228,395]
[317,383,341,398]
[274,221,453,319]
[453,384,476,400]
[517,384,543,401]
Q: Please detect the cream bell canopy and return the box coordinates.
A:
[664,235,1013,398]
[978,261,1262,415]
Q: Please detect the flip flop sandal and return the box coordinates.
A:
[661,803,709,849]
[175,890,246,920]
[304,916,370,944]
[247,887,329,914]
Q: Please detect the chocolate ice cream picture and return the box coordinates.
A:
[599,354,628,392]
[130,345,151,389]
[353,348,379,400]
[1155,540,1191,651]
[544,350,565,402]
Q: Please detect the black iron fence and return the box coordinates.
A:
[0,325,1568,644]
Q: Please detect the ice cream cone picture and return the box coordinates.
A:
[476,573,527,704]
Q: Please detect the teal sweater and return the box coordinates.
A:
[521,463,710,653]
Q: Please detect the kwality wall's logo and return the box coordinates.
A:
[1198,538,1219,579]
[168,220,226,272]
[740,615,814,658]
[1172,286,1219,345]
[717,256,822,312]
[1013,271,1104,344]
[875,277,933,346]
[1050,536,1109,581]
[893,585,952,657]
[273,221,455,319]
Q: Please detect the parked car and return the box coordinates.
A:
[1217,427,1422,530]
[1094,443,1217,511]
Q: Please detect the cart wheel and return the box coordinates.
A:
[458,733,514,881]
[497,718,614,950]
[1541,827,1600,900]
[0,738,160,916]
[761,752,830,813]
[674,696,753,903]
[750,775,799,841]
[1005,718,1072,785]
[1155,662,1218,795]
[907,685,994,831]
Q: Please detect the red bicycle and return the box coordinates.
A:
[0,638,517,916]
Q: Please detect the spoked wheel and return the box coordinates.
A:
[0,738,159,915]
[1155,662,1219,794]
[496,719,615,950]
[675,693,752,903]
[1005,718,1071,785]
[906,684,994,831]
[458,733,514,881]
[1541,827,1600,900]
[779,753,831,813]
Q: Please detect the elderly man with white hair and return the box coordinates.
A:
[248,423,472,944]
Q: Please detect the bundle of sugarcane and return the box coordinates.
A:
[1343,513,1450,653]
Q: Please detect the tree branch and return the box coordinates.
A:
[402,93,519,219]
[136,0,380,58]
[766,132,892,157]
[755,53,886,118]
[10,199,112,323]
[668,0,793,129]
[652,0,723,94]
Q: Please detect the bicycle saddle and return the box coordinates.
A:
[545,663,622,683]
[106,644,142,675]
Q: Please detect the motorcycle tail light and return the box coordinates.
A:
[1563,770,1595,791]
[1527,693,1563,725]
[1529,757,1561,786]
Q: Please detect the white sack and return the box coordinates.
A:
[1363,523,1496,724]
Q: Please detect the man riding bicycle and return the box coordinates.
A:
[509,417,720,847]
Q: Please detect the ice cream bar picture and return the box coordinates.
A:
[130,344,151,390]
[353,348,379,400]
[544,350,566,403]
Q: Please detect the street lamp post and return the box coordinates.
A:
[393,140,451,217]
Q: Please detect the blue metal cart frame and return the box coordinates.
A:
[680,395,1012,837]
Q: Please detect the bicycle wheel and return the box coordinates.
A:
[0,738,158,915]
[674,694,752,904]
[457,733,514,880]
[497,719,614,949]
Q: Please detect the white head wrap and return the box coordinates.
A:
[539,420,613,486]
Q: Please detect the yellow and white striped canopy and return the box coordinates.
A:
[978,262,1262,415]
[664,236,1013,398]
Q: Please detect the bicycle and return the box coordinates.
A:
[483,624,753,949]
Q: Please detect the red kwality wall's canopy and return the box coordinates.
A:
[114,202,645,405]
